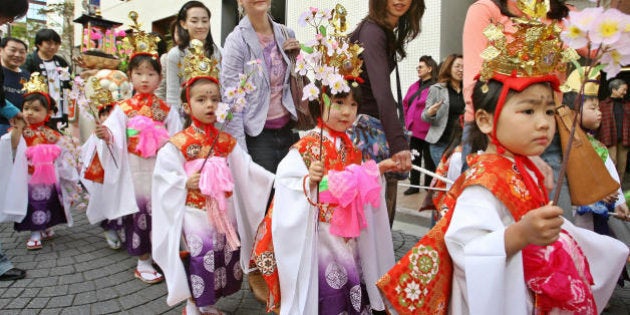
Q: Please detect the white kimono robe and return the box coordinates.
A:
[83,105,181,224]
[445,185,629,315]
[151,142,274,306]
[0,133,78,225]
[271,147,396,315]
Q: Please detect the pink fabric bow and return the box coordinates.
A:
[184,158,240,251]
[319,160,381,238]
[26,144,61,185]
[522,230,596,314]
[127,115,169,158]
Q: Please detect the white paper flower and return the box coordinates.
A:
[303,82,320,101]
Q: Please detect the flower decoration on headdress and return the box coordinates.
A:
[122,11,161,60]
[22,72,52,108]
[296,4,364,105]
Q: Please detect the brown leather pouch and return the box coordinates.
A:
[555,105,619,205]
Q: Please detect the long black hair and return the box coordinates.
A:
[0,0,28,22]
[363,0,426,59]
[176,1,216,58]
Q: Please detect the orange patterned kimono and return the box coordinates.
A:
[252,131,362,312]
[377,153,594,314]
[169,125,236,208]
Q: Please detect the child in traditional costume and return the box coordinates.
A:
[84,13,182,284]
[377,4,629,314]
[151,40,274,315]
[80,76,123,250]
[562,69,630,234]
[0,72,78,250]
[251,24,398,310]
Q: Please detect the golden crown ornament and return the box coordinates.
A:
[181,39,220,83]
[122,11,161,58]
[22,72,49,95]
[87,76,116,110]
[479,0,579,84]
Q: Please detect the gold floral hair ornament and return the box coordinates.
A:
[479,0,579,83]
[297,3,364,100]
[181,39,220,101]
[122,11,161,60]
[22,72,52,108]
[86,76,116,111]
[561,66,600,96]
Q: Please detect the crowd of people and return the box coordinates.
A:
[0,0,629,314]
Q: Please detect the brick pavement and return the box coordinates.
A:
[0,196,629,314]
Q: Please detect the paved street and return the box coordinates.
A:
[0,186,628,314]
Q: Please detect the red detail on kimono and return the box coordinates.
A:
[119,93,171,157]
[377,154,595,315]
[83,152,105,184]
[431,146,462,210]
[170,125,236,209]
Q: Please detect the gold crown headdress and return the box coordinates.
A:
[181,39,220,84]
[479,0,579,83]
[22,72,49,95]
[181,39,220,102]
[86,76,116,111]
[22,72,52,107]
[122,11,161,59]
[321,4,364,85]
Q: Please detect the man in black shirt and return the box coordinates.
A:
[0,0,28,282]
[0,37,29,135]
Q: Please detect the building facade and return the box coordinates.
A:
[82,0,596,97]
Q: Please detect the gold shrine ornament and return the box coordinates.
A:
[478,0,579,83]
[22,72,49,95]
[122,11,161,58]
[181,39,220,83]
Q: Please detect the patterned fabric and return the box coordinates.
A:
[14,125,71,231]
[182,209,242,307]
[597,97,630,147]
[349,114,392,162]
[294,131,362,223]
[83,153,104,184]
[251,131,363,312]
[251,202,281,312]
[170,125,237,209]
[119,93,171,157]
[587,134,609,162]
[122,197,152,256]
[377,154,595,315]
[14,184,67,232]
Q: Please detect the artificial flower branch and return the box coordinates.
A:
[198,59,263,172]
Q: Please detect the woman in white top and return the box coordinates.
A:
[165,1,221,120]
[221,0,300,174]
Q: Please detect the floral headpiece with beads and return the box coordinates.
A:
[296,3,364,103]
